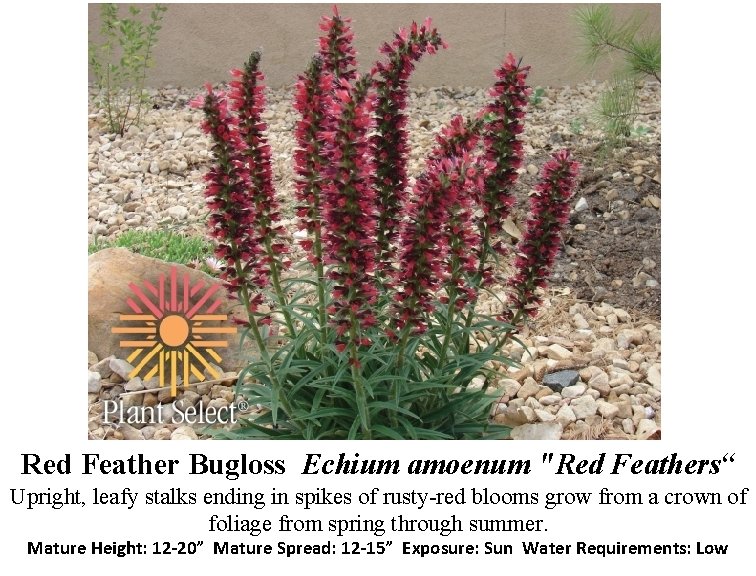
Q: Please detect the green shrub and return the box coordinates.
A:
[89,3,168,136]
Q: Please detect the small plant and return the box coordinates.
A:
[89,230,213,269]
[89,3,168,136]
[569,117,585,135]
[596,75,640,142]
[575,4,660,144]
[529,86,546,106]
[194,8,579,439]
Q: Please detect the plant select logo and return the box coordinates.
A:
[111,266,236,397]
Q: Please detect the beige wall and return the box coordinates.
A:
[88,3,660,88]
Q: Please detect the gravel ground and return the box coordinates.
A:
[87,80,661,440]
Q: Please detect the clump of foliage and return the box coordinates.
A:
[194,7,579,439]
[89,3,168,136]
[529,86,546,106]
[575,4,660,144]
[569,117,585,135]
[89,230,213,270]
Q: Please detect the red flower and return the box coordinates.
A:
[199,88,258,295]
[188,93,205,109]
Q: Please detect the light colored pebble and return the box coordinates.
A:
[570,396,598,420]
[562,384,586,399]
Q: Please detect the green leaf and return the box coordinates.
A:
[371,425,405,440]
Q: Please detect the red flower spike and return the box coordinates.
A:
[198,52,287,319]
[370,20,447,277]
[293,57,333,259]
[392,115,482,333]
[319,74,380,341]
[478,53,532,282]
[318,6,357,81]
[228,52,289,277]
[199,88,257,296]
[505,149,580,322]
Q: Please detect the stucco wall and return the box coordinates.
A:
[88,3,660,88]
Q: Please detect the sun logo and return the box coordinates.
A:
[111,266,237,397]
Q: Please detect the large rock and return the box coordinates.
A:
[88,249,250,372]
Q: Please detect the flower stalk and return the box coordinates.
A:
[478,53,532,284]
[320,75,379,348]
[228,52,295,337]
[293,56,329,344]
[371,19,447,277]
[505,149,580,323]
[196,85,299,429]
[319,6,358,81]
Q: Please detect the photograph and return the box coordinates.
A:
[6,1,756,573]
[87,3,661,440]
